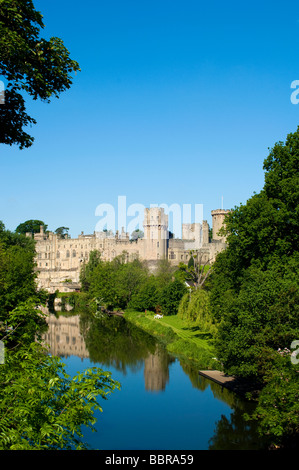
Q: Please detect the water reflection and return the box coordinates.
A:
[42,310,175,392]
[42,310,263,449]
[43,313,89,359]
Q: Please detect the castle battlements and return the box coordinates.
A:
[33,207,229,293]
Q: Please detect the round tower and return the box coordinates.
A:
[211,209,230,241]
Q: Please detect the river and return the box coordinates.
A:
[42,310,263,450]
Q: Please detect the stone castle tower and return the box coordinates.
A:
[143,207,168,261]
[32,205,230,293]
[211,209,230,241]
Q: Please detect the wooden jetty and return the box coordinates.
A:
[199,370,236,386]
[198,370,254,397]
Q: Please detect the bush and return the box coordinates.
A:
[128,277,160,312]
[158,280,187,316]
[178,289,217,335]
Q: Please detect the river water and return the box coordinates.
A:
[42,310,263,450]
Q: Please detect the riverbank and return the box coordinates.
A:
[124,310,260,398]
[124,309,221,370]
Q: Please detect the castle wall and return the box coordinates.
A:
[34,207,229,292]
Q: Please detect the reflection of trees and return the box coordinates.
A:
[79,312,159,374]
[178,360,210,391]
[44,309,175,391]
[179,359,244,408]
[208,404,264,450]
[178,357,263,450]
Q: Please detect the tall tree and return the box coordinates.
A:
[15,219,47,235]
[0,222,38,316]
[208,127,299,448]
[0,224,120,449]
[0,0,80,149]
[55,226,69,238]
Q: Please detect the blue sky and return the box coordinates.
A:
[1,0,299,237]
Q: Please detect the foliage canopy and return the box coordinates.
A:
[0,0,80,148]
[206,127,299,448]
[0,223,120,449]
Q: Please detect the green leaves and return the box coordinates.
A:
[0,224,121,450]
[15,219,47,235]
[82,253,149,310]
[0,339,120,450]
[0,0,80,148]
[0,228,38,317]
[207,127,299,448]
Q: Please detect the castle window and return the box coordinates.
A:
[57,251,60,258]
[72,250,76,257]
[66,250,70,258]
[44,253,47,259]
[157,242,159,248]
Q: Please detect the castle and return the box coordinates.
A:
[33,207,230,293]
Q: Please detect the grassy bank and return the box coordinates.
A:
[124,310,221,370]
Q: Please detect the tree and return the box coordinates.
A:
[0,303,120,450]
[55,226,69,238]
[80,250,102,292]
[84,255,149,310]
[158,279,187,316]
[130,229,144,241]
[128,276,160,312]
[247,354,299,449]
[114,258,148,308]
[178,289,216,334]
[176,254,212,290]
[207,127,299,448]
[15,219,47,235]
[0,226,120,449]
[0,222,38,316]
[155,258,175,287]
[187,253,194,269]
[0,0,80,149]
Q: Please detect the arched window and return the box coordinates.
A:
[72,250,76,257]
[66,250,70,258]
